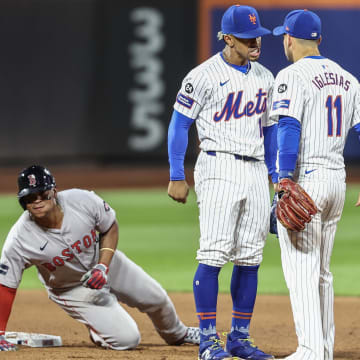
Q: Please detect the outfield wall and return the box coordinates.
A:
[0,0,359,167]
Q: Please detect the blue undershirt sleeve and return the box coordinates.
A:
[354,123,360,142]
[278,115,301,179]
[263,124,278,183]
[168,110,195,180]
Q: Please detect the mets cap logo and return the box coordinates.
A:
[249,13,257,25]
[28,174,37,187]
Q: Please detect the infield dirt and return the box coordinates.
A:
[2,290,360,360]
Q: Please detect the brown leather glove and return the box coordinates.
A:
[276,178,318,231]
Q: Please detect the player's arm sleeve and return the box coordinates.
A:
[270,70,306,121]
[353,123,360,142]
[168,110,195,180]
[173,70,210,119]
[0,284,17,335]
[0,233,27,289]
[263,124,278,183]
[351,84,360,128]
[278,115,301,179]
[85,191,116,233]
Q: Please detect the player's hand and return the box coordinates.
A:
[0,334,17,351]
[273,183,279,193]
[168,180,190,204]
[356,192,360,207]
[80,263,108,290]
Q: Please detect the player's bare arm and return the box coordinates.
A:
[168,180,189,204]
[81,220,119,290]
[98,220,119,267]
[355,193,360,207]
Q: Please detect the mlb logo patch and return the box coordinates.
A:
[311,32,318,38]
[273,99,290,110]
[176,93,194,109]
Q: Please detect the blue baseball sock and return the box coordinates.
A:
[193,263,221,342]
[229,264,259,339]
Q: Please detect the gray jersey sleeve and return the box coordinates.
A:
[83,190,116,234]
[0,226,29,288]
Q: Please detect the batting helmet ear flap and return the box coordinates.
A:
[17,165,56,210]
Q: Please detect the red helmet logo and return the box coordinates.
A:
[28,174,37,187]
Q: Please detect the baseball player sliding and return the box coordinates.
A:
[270,10,360,360]
[168,5,278,360]
[0,165,200,351]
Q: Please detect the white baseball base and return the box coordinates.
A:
[4,331,62,347]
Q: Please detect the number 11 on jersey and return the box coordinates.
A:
[326,95,342,137]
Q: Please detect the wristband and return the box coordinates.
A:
[99,247,115,254]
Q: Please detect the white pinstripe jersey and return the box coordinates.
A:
[270,57,360,170]
[173,52,276,160]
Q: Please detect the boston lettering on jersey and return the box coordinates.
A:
[213,89,267,122]
[312,72,350,91]
[42,229,97,272]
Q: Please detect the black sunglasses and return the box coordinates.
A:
[22,191,53,205]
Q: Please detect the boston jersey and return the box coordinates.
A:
[174,52,276,159]
[270,56,360,170]
[0,189,116,290]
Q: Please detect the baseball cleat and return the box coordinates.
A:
[198,335,235,360]
[172,327,200,345]
[183,327,200,345]
[225,333,274,360]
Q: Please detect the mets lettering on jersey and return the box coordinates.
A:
[173,53,276,157]
[42,229,98,272]
[213,89,267,122]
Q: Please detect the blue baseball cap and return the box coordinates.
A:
[221,5,271,39]
[273,9,321,40]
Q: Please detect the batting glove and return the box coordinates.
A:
[80,264,109,290]
[269,193,278,236]
[0,334,17,351]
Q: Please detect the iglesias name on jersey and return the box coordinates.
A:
[270,57,360,170]
[174,52,277,160]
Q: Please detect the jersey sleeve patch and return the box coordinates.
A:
[0,263,9,275]
[273,99,290,110]
[103,201,110,212]
[176,93,194,109]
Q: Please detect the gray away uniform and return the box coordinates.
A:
[0,189,187,349]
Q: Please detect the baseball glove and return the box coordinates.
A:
[276,178,318,232]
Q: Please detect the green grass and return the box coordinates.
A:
[0,185,359,295]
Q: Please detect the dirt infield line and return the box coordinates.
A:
[2,290,360,359]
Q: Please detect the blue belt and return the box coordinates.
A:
[206,151,259,162]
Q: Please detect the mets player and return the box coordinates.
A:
[0,165,200,351]
[168,5,278,360]
[270,10,360,360]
